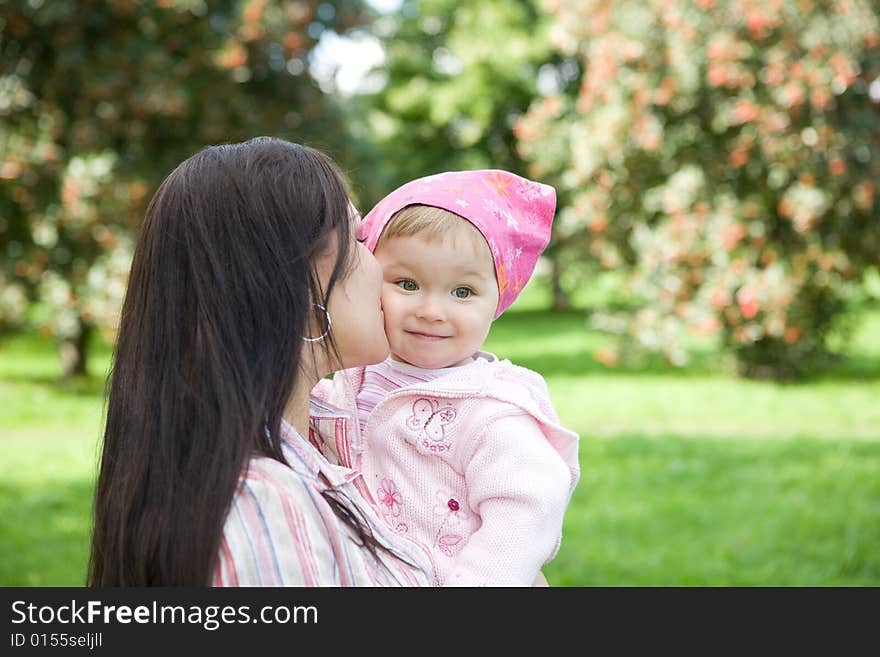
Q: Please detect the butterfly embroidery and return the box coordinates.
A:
[405,398,457,450]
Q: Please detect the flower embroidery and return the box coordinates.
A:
[432,489,467,528]
[377,478,402,517]
[432,489,469,558]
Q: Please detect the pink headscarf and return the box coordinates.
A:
[359,170,557,318]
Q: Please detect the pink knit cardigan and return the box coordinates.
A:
[313,355,580,586]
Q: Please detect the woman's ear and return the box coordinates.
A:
[299,305,339,384]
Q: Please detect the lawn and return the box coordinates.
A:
[1,297,879,586]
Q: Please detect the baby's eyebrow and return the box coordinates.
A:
[458,267,492,278]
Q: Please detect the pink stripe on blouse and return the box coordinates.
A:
[355,358,442,435]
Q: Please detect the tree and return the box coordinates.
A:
[0,0,365,376]
[359,0,550,185]
[517,0,880,377]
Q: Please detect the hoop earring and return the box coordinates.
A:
[303,304,332,343]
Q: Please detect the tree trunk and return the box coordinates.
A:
[550,256,570,311]
[59,323,91,378]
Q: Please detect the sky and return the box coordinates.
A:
[310,29,386,95]
[365,0,403,12]
[310,0,404,95]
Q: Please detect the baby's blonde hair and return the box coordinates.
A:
[379,204,488,255]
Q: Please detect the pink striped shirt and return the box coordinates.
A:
[356,355,491,435]
[213,399,437,586]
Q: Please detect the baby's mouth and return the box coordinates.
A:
[406,330,449,341]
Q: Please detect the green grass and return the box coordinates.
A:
[1,301,878,586]
[0,332,111,586]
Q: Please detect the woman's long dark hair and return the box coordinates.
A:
[88,137,374,585]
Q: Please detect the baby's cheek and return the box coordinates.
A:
[382,314,395,337]
[379,290,394,317]
[379,297,398,334]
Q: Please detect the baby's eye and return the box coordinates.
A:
[396,279,418,292]
[452,286,473,299]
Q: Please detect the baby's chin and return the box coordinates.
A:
[389,351,457,370]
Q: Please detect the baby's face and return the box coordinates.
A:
[374,221,499,369]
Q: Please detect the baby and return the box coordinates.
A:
[318,170,579,586]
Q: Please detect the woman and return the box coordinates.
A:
[88,137,436,585]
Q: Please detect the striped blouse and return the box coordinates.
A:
[213,399,438,586]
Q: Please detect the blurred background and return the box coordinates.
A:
[1,0,878,585]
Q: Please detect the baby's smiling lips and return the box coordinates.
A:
[405,330,449,341]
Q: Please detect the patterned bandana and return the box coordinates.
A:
[360,170,556,318]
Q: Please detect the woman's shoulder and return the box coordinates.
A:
[222,448,437,587]
[218,456,333,586]
[231,455,314,518]
[241,453,301,483]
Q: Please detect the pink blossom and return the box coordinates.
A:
[737,288,760,319]
[377,478,402,517]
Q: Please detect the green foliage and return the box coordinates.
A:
[517,0,880,378]
[352,0,557,207]
[0,0,366,372]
